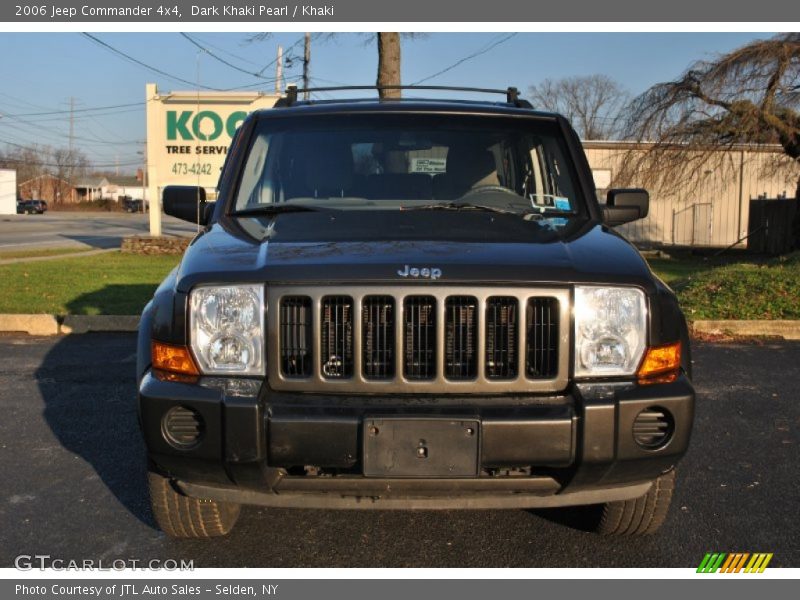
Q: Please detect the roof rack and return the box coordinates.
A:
[278,85,531,108]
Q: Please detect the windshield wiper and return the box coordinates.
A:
[230,204,327,217]
[523,209,578,220]
[401,202,518,215]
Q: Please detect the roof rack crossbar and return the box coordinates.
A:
[282,84,528,107]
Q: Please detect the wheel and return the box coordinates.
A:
[148,470,240,538]
[595,469,676,535]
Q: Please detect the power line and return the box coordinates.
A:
[2,102,143,118]
[411,33,519,85]
[82,32,222,90]
[0,138,142,168]
[180,33,274,81]
[0,112,141,147]
[7,107,145,124]
[83,33,289,93]
[189,34,265,68]
[256,35,307,77]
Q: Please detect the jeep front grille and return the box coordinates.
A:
[485,296,518,379]
[279,296,313,377]
[404,296,437,380]
[320,296,354,378]
[268,285,569,394]
[526,297,559,379]
[362,296,395,379]
[445,296,478,380]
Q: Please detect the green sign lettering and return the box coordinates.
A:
[166,111,192,141]
[191,111,223,141]
[166,110,249,141]
[226,111,247,137]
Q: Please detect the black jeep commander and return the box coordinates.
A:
[137,86,694,538]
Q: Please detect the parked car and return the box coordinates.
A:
[17,199,47,214]
[123,197,144,213]
[137,86,695,538]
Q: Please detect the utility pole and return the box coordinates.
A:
[275,45,283,94]
[68,96,75,153]
[303,33,311,99]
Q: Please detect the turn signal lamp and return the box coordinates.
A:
[637,341,681,384]
[152,341,200,376]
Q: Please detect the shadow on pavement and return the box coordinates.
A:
[34,288,155,529]
[530,505,604,533]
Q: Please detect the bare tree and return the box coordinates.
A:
[528,75,629,140]
[616,33,800,200]
[52,147,90,204]
[0,144,50,185]
[0,143,92,203]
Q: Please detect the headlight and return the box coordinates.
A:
[574,286,646,377]
[189,284,265,375]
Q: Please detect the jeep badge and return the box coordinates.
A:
[397,265,442,280]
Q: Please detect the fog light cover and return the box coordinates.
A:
[190,284,264,375]
[162,406,204,449]
[574,286,646,377]
[633,406,674,449]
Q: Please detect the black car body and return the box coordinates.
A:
[137,90,694,538]
[18,199,47,214]
[123,198,144,213]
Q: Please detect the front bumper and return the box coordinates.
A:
[138,373,694,509]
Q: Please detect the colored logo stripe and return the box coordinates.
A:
[697,552,773,573]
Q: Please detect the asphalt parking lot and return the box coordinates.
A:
[0,212,194,251]
[0,334,797,568]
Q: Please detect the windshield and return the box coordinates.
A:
[233,114,584,216]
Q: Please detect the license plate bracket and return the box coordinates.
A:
[363,418,480,477]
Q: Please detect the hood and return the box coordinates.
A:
[175,211,655,292]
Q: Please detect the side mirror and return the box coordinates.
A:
[163,186,214,226]
[603,188,649,226]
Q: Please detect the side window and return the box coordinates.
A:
[528,143,545,202]
[527,137,576,211]
[236,133,271,207]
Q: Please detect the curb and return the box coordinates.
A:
[60,315,140,334]
[0,314,60,335]
[691,320,800,340]
[0,314,139,335]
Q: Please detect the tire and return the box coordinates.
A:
[148,470,240,538]
[595,469,676,535]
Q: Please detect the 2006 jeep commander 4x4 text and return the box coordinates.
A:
[137,86,694,538]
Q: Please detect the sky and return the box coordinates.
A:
[0,31,777,172]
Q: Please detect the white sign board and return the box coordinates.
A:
[145,83,281,235]
[0,169,17,215]
[592,168,612,190]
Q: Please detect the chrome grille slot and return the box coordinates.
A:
[362,296,395,380]
[485,297,518,379]
[269,286,569,394]
[321,296,354,379]
[404,296,437,380]
[279,296,313,377]
[445,296,478,380]
[526,297,559,379]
